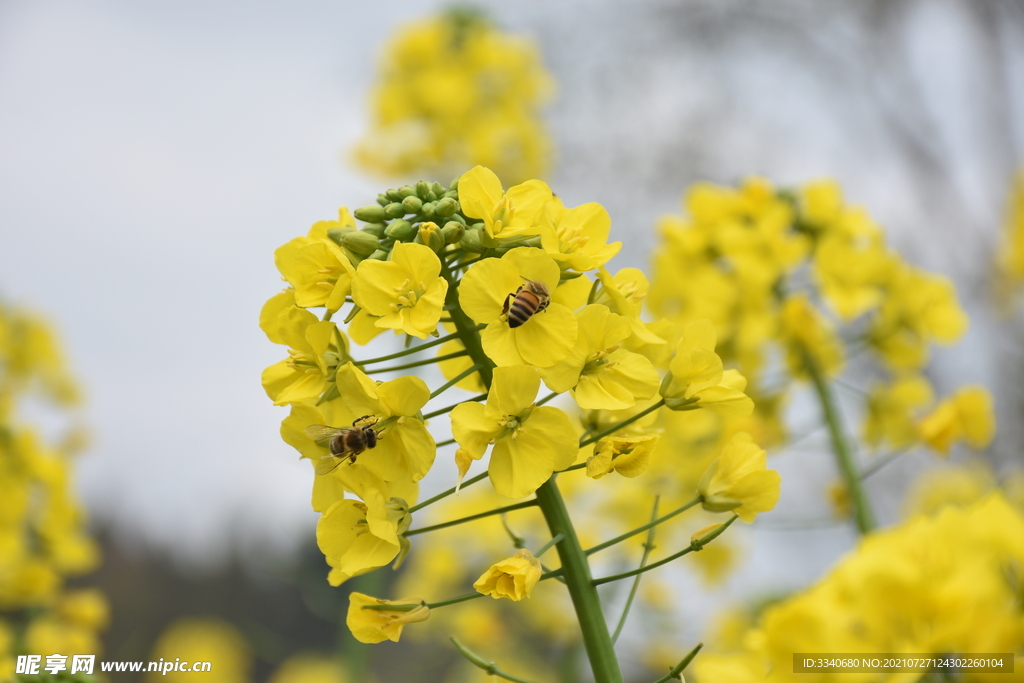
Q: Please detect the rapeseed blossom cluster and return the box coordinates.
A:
[694,493,1024,683]
[0,302,108,676]
[262,165,780,680]
[354,10,554,184]
[650,178,995,531]
[997,169,1024,289]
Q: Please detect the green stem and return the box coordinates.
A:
[802,348,875,534]
[611,496,660,644]
[859,445,913,479]
[533,532,564,558]
[439,261,495,387]
[424,592,482,610]
[593,515,738,586]
[354,330,469,365]
[652,643,703,683]
[435,437,456,448]
[363,350,468,374]
[536,391,560,406]
[579,400,665,447]
[430,363,483,399]
[408,471,489,513]
[450,637,539,683]
[423,393,487,420]
[405,500,537,536]
[535,477,623,683]
[586,497,699,556]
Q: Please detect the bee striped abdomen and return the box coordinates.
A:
[508,291,541,328]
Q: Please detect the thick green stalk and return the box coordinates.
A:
[535,478,623,683]
[802,348,875,534]
[440,262,494,387]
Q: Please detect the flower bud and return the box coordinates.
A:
[384,202,406,219]
[401,195,422,213]
[442,221,465,244]
[473,549,542,601]
[435,197,458,217]
[376,193,389,206]
[425,190,438,202]
[399,185,417,198]
[420,202,436,219]
[459,228,486,253]
[354,205,385,223]
[361,222,387,238]
[368,249,390,261]
[443,189,459,200]
[326,226,355,247]
[341,230,380,256]
[415,180,430,198]
[385,219,416,241]
[385,188,403,202]
[431,181,445,196]
[449,177,460,191]
[414,222,445,253]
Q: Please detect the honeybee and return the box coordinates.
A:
[305,415,380,475]
[503,278,551,328]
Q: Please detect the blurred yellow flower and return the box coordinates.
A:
[918,386,995,456]
[661,319,754,415]
[145,618,250,683]
[585,434,660,479]
[268,652,347,683]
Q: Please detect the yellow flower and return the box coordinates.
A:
[450,366,577,498]
[660,320,754,415]
[316,467,412,586]
[260,292,350,406]
[274,208,358,312]
[779,294,844,377]
[458,166,553,241]
[538,198,621,271]
[473,548,542,600]
[918,386,996,456]
[346,593,429,644]
[351,242,448,339]
[862,374,933,450]
[268,652,346,683]
[592,267,665,347]
[585,434,660,479]
[697,432,780,522]
[540,305,660,409]
[333,363,436,482]
[56,589,109,630]
[459,247,578,367]
[145,618,250,683]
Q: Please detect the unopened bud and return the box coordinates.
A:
[425,190,438,202]
[384,202,406,219]
[415,180,430,198]
[431,181,445,196]
[385,188,403,202]
[442,221,465,244]
[449,177,460,192]
[443,189,459,200]
[376,193,389,207]
[459,228,486,253]
[385,219,416,241]
[354,205,385,223]
[341,231,379,256]
[414,222,445,253]
[435,197,458,217]
[326,226,355,247]
[420,202,436,218]
[361,222,387,238]
[399,185,417,198]
[401,195,422,213]
[368,249,390,261]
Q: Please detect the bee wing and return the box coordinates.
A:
[314,453,353,476]
[305,424,344,446]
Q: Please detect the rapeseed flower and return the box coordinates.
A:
[697,433,780,522]
[459,247,577,367]
[450,366,577,498]
[346,593,429,644]
[539,305,659,410]
[918,386,996,455]
[473,549,542,601]
[585,434,660,479]
[351,242,448,339]
[660,320,754,415]
[458,165,552,241]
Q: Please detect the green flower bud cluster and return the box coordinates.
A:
[351,178,467,258]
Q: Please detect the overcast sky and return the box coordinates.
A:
[2,0,1022,595]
